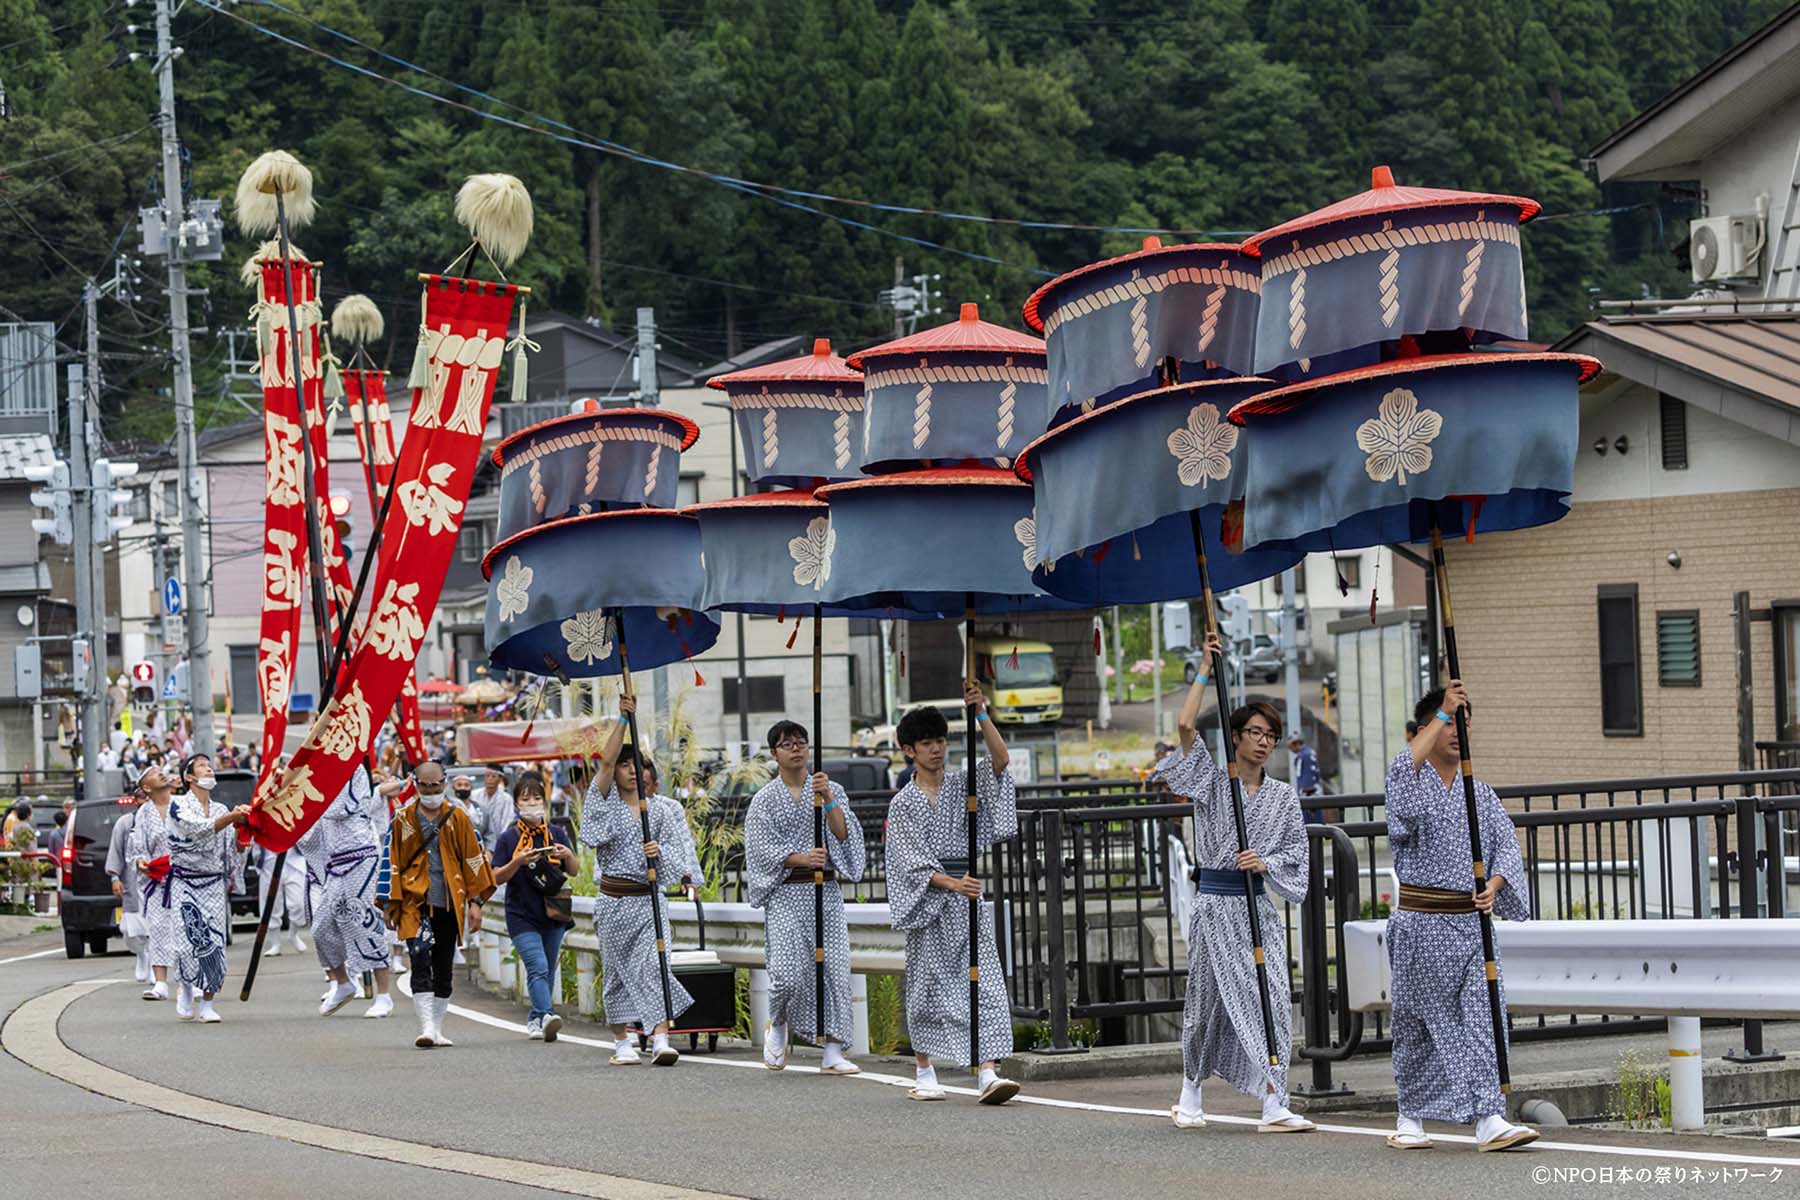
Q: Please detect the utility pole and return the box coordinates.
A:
[892,257,905,337]
[1150,601,1163,741]
[152,525,172,726]
[154,0,214,754]
[68,350,102,793]
[637,307,670,745]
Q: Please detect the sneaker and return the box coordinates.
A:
[363,993,393,1019]
[610,1041,642,1066]
[542,1014,562,1044]
[320,981,357,1017]
[527,1017,544,1040]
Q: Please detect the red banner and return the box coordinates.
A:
[250,257,315,782]
[247,276,520,851]
[344,368,427,766]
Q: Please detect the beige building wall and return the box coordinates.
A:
[1443,487,1799,785]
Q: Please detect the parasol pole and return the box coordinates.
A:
[615,608,677,1030]
[964,597,981,1071]
[1187,507,1281,1070]
[812,604,826,1046]
[1428,513,1511,1094]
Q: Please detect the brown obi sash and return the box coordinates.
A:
[784,867,838,885]
[599,875,651,899]
[1397,883,1477,914]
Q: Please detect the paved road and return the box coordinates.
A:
[3,932,1796,1200]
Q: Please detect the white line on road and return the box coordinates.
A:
[421,980,1800,1170]
[5,979,745,1200]
[0,948,61,966]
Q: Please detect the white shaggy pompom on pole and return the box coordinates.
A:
[330,294,384,347]
[454,173,533,271]
[234,150,316,236]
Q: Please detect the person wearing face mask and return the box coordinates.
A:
[385,761,494,1048]
[473,766,516,853]
[128,764,180,1000]
[295,762,396,1019]
[491,775,578,1041]
[163,754,253,1022]
[577,695,704,1067]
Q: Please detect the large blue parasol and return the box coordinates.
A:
[707,338,865,490]
[490,403,700,543]
[1024,238,1262,424]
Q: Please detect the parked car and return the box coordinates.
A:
[59,794,139,958]
[1182,633,1282,685]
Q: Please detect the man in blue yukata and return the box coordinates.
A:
[1384,681,1538,1153]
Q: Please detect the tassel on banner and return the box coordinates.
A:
[1369,587,1379,627]
[1093,624,1102,657]
[1131,531,1141,561]
[786,622,801,650]
[1009,643,1019,669]
[1092,539,1111,563]
[506,296,539,404]
[1454,494,1487,543]
[406,279,431,392]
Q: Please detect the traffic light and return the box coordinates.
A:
[91,458,140,546]
[130,660,157,705]
[72,638,92,694]
[26,460,73,545]
[328,490,354,561]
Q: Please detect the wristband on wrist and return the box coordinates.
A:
[975,710,987,723]
[1196,673,1210,687]
[1435,709,1452,725]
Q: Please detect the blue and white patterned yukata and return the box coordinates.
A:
[1155,742,1307,1103]
[579,784,703,1029]
[296,765,390,976]
[129,799,178,969]
[885,761,1017,1067]
[745,777,867,1044]
[1384,749,1528,1123]
[164,793,237,997]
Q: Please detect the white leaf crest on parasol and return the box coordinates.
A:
[455,173,534,270]
[1014,515,1053,573]
[788,516,835,591]
[330,294,384,345]
[561,609,614,666]
[496,556,534,623]
[1167,402,1237,488]
[1356,387,1442,486]
[239,239,308,288]
[235,150,315,236]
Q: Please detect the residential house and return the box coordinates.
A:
[1448,7,1800,783]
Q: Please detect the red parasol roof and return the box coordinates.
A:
[1226,351,1602,424]
[682,488,823,513]
[705,339,862,390]
[1021,237,1246,332]
[482,505,698,578]
[490,403,699,468]
[417,678,464,695]
[1241,166,1540,257]
[1012,376,1277,483]
[814,466,1027,498]
[846,303,1045,369]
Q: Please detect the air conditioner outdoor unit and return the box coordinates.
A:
[1689,214,1763,283]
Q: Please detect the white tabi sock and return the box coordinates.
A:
[1179,1077,1203,1115]
[821,1041,848,1069]
[769,1022,787,1048]
[977,1067,999,1092]
[615,1037,633,1055]
[915,1064,938,1090]
[1476,1113,1511,1143]
[651,1032,671,1052]
[1396,1114,1424,1137]
[1262,1091,1290,1123]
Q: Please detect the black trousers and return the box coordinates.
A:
[407,906,460,999]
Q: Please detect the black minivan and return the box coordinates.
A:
[59,768,261,958]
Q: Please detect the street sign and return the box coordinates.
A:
[162,577,182,616]
[1162,602,1192,653]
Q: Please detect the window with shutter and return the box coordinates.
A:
[1597,584,1642,736]
[1655,610,1701,687]
[1660,394,1688,470]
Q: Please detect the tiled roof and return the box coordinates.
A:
[0,434,54,481]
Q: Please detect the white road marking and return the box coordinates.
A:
[6,979,744,1200]
[0,947,61,966]
[426,980,1800,1169]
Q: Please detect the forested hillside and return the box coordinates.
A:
[3,0,1788,440]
